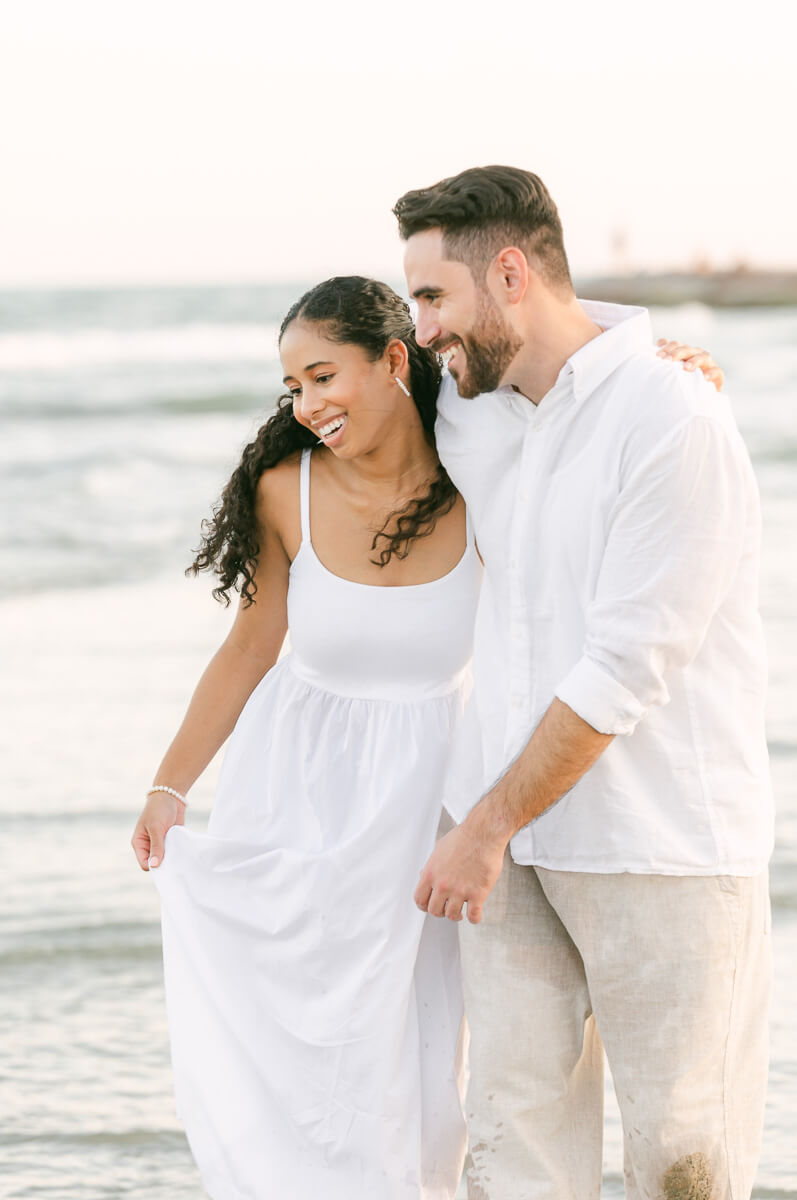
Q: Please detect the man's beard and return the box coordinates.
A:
[451,290,523,399]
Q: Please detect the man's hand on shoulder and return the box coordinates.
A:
[656,339,724,391]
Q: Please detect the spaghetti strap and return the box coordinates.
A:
[465,506,475,550]
[299,448,312,545]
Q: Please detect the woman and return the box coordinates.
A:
[131,276,720,1199]
[134,277,478,1200]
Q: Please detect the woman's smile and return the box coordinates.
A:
[314,413,348,446]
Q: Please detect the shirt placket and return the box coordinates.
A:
[505,405,546,765]
[503,379,573,854]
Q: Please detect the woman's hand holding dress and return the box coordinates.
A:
[131,793,186,870]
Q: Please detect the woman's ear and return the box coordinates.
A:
[386,337,411,381]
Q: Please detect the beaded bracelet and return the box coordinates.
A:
[147,784,188,806]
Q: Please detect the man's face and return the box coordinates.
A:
[404,228,522,399]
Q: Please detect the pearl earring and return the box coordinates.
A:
[395,377,412,398]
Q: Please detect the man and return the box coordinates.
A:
[395,167,773,1200]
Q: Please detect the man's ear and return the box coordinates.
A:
[489,247,529,305]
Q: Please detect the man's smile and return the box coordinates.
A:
[434,340,464,369]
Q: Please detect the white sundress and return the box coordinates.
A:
[154,447,482,1199]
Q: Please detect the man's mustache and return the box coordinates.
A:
[430,337,463,355]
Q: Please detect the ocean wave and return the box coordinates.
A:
[3,391,276,420]
[753,443,797,466]
[0,1130,188,1149]
[1,542,197,597]
[0,281,315,333]
[0,389,277,419]
[0,323,280,371]
[0,931,163,968]
[767,740,797,759]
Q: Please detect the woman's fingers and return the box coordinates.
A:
[657,338,706,362]
[676,351,725,391]
[131,820,152,871]
[701,365,725,390]
[656,339,724,391]
[130,796,183,870]
[147,822,167,870]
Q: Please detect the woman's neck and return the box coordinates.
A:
[329,425,439,501]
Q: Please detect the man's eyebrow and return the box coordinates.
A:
[282,360,334,383]
[410,286,443,300]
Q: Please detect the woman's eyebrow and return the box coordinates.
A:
[282,360,335,383]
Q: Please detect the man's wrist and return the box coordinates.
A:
[466,790,516,849]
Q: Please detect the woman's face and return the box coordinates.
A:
[280,321,411,458]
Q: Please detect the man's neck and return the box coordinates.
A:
[504,295,604,406]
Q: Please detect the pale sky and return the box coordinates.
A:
[1,0,795,286]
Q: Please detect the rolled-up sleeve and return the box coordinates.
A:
[555,414,750,735]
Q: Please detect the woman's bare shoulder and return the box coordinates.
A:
[255,450,303,511]
[254,450,304,554]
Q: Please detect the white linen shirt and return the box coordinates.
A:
[436,300,774,875]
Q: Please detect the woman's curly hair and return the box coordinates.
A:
[188,276,457,605]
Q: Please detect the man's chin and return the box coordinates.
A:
[450,367,480,400]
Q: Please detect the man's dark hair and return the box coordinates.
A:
[393,165,573,294]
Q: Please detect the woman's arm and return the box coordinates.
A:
[131,467,293,871]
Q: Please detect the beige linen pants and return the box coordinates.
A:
[458,855,771,1200]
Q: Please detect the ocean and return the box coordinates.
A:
[1,285,795,1198]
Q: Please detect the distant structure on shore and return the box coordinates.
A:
[579,252,797,307]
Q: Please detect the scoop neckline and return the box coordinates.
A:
[294,539,472,592]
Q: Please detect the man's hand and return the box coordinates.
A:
[656,339,724,391]
[414,813,509,925]
[418,700,613,924]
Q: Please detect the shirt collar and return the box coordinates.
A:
[502,299,653,420]
[566,299,653,402]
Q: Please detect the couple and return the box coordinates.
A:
[132,166,773,1199]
